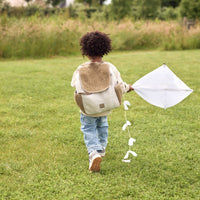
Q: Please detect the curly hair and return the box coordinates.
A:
[80,31,112,57]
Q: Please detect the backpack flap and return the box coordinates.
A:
[79,62,110,93]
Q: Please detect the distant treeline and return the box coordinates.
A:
[0,0,200,20]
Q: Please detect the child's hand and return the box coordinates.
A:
[127,84,134,92]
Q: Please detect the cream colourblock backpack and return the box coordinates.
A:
[74,62,123,115]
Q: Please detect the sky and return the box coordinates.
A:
[104,0,112,5]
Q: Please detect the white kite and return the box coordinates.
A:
[122,64,193,163]
[132,64,193,109]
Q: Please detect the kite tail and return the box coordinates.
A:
[122,95,137,163]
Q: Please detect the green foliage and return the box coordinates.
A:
[0,3,65,18]
[180,0,200,19]
[111,0,133,20]
[0,17,81,58]
[69,2,98,19]
[24,0,32,3]
[111,30,161,50]
[76,0,92,6]
[161,0,181,8]
[46,0,63,7]
[158,6,179,20]
[89,4,112,21]
[24,4,42,16]
[0,1,11,14]
[137,0,161,19]
[0,0,183,20]
[0,18,200,59]
[75,0,106,6]
[0,50,199,199]
[68,3,88,19]
[109,0,181,20]
[0,0,199,21]
[90,9,105,21]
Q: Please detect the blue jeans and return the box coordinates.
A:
[80,113,108,154]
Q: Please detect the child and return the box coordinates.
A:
[71,31,133,172]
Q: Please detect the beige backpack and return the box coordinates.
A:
[74,62,123,115]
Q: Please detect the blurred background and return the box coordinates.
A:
[0,0,199,59]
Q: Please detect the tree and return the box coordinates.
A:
[110,0,132,20]
[161,0,181,8]
[24,0,33,3]
[76,0,91,6]
[46,0,63,6]
[137,0,161,19]
[180,0,200,19]
[25,0,62,6]
[75,0,106,6]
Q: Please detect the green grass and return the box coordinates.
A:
[0,50,199,200]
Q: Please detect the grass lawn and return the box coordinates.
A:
[0,50,199,200]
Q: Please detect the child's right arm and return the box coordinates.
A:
[71,70,78,88]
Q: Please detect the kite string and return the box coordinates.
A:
[123,95,131,151]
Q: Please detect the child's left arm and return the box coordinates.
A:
[127,84,134,92]
[109,63,133,93]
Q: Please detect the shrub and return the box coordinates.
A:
[68,3,87,19]
[0,1,11,14]
[0,18,200,59]
[110,0,132,20]
[24,4,42,17]
[112,30,161,50]
[137,0,161,19]
[158,7,179,20]
[0,18,81,58]
[180,0,200,19]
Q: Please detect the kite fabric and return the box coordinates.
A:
[122,64,193,163]
[132,64,193,109]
